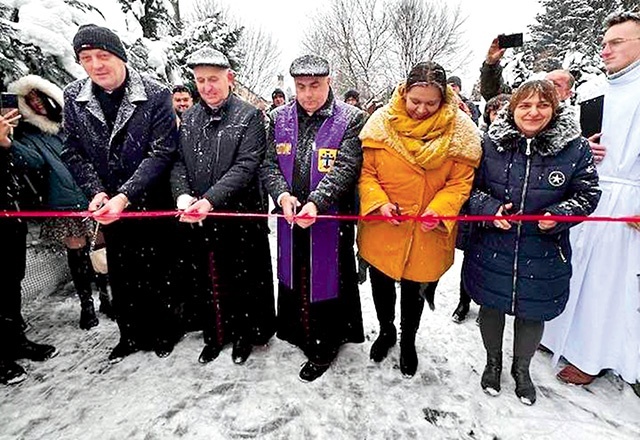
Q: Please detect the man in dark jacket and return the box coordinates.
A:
[61,24,180,363]
[1,108,57,385]
[261,55,366,382]
[171,47,275,365]
[447,76,480,125]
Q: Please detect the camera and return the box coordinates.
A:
[498,33,524,49]
[0,92,19,110]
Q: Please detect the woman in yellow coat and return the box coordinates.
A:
[357,62,481,377]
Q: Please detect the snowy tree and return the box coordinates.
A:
[302,0,393,101]
[117,0,177,39]
[169,12,242,85]
[302,0,469,102]
[389,0,469,77]
[235,27,282,98]
[528,0,639,74]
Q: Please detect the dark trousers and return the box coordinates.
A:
[102,218,179,348]
[478,305,544,359]
[369,266,436,341]
[196,219,275,348]
[0,220,27,359]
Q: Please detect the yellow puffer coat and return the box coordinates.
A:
[357,87,481,282]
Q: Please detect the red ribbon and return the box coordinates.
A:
[1,210,639,223]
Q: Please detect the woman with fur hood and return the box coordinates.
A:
[357,62,482,378]
[8,75,114,329]
[461,80,601,405]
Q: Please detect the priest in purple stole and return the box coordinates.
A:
[261,55,366,382]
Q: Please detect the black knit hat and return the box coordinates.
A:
[73,24,128,62]
[272,88,285,100]
[344,89,359,100]
[447,76,462,89]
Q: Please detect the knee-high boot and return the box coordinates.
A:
[399,280,426,377]
[368,266,397,362]
[478,306,504,395]
[452,267,471,323]
[512,318,544,405]
[94,273,115,320]
[67,245,98,330]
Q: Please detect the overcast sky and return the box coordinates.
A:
[216,0,543,96]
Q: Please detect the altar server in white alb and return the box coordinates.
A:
[542,11,640,395]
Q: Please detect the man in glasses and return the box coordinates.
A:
[542,11,640,398]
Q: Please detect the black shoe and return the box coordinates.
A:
[108,340,137,364]
[79,302,99,330]
[369,326,397,362]
[399,339,418,377]
[451,301,470,323]
[481,352,502,396]
[631,382,640,399]
[299,361,330,382]
[154,340,174,359]
[198,344,221,364]
[11,339,58,362]
[231,339,252,365]
[0,360,27,385]
[512,357,536,405]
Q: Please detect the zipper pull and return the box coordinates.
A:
[525,139,532,156]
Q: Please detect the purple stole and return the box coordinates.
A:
[274,100,350,302]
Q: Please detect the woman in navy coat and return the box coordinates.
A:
[462,80,601,405]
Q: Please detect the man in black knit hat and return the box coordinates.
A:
[61,24,181,363]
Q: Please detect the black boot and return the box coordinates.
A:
[67,246,98,330]
[370,324,397,363]
[511,318,544,406]
[369,266,397,362]
[399,280,426,377]
[0,359,27,385]
[232,337,252,365]
[481,351,502,395]
[452,279,471,323]
[95,274,116,320]
[198,344,221,364]
[511,356,536,405]
[11,337,58,362]
[299,360,331,382]
[108,339,138,364]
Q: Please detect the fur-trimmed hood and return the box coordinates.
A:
[487,104,581,157]
[7,75,64,135]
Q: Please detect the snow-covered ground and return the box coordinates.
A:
[1,230,639,440]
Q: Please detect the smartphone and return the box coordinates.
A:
[0,92,18,110]
[498,33,524,49]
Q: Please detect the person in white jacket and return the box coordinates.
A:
[542,11,640,397]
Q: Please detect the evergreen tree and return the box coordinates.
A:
[529,0,639,73]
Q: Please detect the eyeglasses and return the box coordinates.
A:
[600,37,640,50]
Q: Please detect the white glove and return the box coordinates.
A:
[176,194,197,210]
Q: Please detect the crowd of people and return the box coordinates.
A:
[1,11,639,408]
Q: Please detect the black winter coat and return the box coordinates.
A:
[171,94,265,213]
[61,69,177,209]
[462,106,601,321]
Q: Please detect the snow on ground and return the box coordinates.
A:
[1,229,639,440]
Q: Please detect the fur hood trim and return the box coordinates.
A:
[7,75,64,135]
[487,104,581,157]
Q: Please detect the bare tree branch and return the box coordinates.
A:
[303,0,470,100]
[236,27,282,97]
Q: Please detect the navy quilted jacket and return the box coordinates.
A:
[462,106,601,321]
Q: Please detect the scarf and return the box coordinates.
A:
[373,83,460,170]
